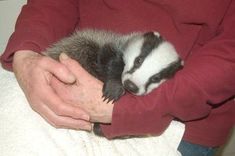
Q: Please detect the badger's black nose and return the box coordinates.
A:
[123,80,138,94]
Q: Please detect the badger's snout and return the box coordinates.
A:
[123,80,139,94]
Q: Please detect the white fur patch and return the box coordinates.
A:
[122,38,179,95]
[122,37,144,73]
[153,32,160,37]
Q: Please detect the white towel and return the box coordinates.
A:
[0,66,185,156]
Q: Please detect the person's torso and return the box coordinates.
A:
[78,0,232,60]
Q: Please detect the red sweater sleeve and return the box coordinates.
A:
[0,0,79,71]
[101,1,235,139]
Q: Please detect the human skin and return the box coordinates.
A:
[50,53,114,124]
[13,50,92,131]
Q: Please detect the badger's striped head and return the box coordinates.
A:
[122,32,183,95]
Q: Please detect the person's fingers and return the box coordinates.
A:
[40,83,90,121]
[50,66,114,124]
[12,51,92,130]
[39,103,92,131]
[39,56,76,84]
[50,75,78,103]
[59,53,84,74]
[59,53,101,84]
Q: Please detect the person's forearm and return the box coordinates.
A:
[101,1,235,138]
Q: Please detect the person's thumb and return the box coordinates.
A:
[59,53,99,83]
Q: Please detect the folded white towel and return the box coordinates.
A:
[0,66,184,156]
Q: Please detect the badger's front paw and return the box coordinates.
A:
[93,123,104,136]
[102,79,125,103]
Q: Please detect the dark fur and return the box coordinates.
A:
[44,29,133,136]
[45,30,129,103]
[44,30,182,137]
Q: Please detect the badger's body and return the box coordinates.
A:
[45,29,182,101]
[45,29,183,136]
[45,29,140,101]
[46,30,137,81]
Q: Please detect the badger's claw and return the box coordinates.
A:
[102,80,125,103]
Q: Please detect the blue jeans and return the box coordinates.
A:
[178,140,217,156]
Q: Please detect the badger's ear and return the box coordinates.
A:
[144,31,160,37]
[153,31,160,37]
[144,31,164,42]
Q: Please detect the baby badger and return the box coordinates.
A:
[44,29,183,135]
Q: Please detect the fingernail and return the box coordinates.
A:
[82,114,90,121]
[60,52,69,60]
[84,125,92,131]
[68,74,76,83]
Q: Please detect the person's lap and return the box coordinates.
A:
[178,140,217,156]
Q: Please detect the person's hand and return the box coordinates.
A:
[50,53,114,124]
[13,50,92,131]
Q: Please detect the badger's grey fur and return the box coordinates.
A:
[45,29,140,102]
[44,29,183,136]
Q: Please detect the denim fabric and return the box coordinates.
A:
[178,140,217,156]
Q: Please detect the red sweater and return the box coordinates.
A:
[1,0,235,147]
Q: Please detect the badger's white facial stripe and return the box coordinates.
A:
[144,58,182,92]
[145,79,165,94]
[124,32,164,75]
[122,32,181,95]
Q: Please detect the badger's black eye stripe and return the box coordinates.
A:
[150,74,162,83]
[145,73,161,92]
[145,58,182,92]
[127,32,163,74]
[142,32,160,56]
[158,58,183,79]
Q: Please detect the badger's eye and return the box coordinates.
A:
[150,74,161,83]
[134,57,143,67]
